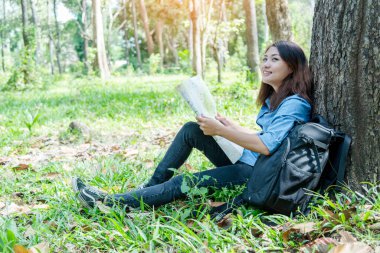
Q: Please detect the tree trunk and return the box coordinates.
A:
[92,0,111,79]
[200,0,213,79]
[53,0,62,73]
[139,0,154,56]
[155,19,164,70]
[1,0,5,72]
[122,0,129,65]
[29,0,39,64]
[310,0,380,189]
[243,0,260,77]
[21,0,29,47]
[46,0,55,74]
[190,0,202,76]
[262,0,269,44]
[188,15,193,64]
[131,0,141,67]
[265,0,292,42]
[166,34,179,66]
[82,0,89,72]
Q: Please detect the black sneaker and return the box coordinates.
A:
[72,177,106,196]
[72,177,87,192]
[77,187,107,209]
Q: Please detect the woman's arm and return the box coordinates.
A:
[196,116,270,155]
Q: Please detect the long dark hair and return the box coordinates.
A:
[256,41,313,110]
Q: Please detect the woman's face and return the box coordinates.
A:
[261,46,293,92]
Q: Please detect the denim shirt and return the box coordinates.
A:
[238,94,311,166]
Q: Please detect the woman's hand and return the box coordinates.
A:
[196,115,225,136]
[215,113,237,129]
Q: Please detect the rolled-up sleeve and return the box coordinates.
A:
[257,97,311,154]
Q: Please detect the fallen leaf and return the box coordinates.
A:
[338,231,357,243]
[217,213,233,229]
[292,222,316,233]
[29,242,50,253]
[24,226,36,238]
[282,222,316,242]
[328,242,373,253]
[184,163,195,171]
[300,237,338,253]
[13,245,29,253]
[368,222,380,230]
[123,148,139,158]
[96,201,112,214]
[32,204,50,210]
[209,201,226,208]
[0,202,5,210]
[40,172,61,180]
[13,164,30,171]
[0,203,31,216]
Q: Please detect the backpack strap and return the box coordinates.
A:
[335,133,352,185]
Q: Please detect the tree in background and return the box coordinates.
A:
[92,0,110,79]
[243,0,260,81]
[310,0,379,189]
[1,0,6,72]
[190,0,202,76]
[139,0,154,56]
[265,0,292,42]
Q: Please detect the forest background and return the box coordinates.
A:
[0,0,379,252]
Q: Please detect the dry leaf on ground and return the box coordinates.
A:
[217,213,233,229]
[282,222,316,242]
[40,172,61,180]
[0,203,31,216]
[12,164,30,171]
[338,231,357,243]
[300,237,339,253]
[328,242,373,253]
[29,242,50,253]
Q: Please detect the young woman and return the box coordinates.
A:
[73,41,313,210]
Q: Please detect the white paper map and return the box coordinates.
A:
[176,76,244,164]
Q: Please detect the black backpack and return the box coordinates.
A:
[210,114,352,221]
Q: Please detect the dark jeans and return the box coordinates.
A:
[112,122,253,208]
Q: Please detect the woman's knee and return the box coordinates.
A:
[180,121,203,137]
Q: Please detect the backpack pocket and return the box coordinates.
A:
[270,161,320,214]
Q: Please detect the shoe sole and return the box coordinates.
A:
[72,177,82,193]
[78,189,96,209]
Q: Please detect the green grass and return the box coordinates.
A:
[0,73,379,252]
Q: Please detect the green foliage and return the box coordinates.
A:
[147,53,162,74]
[0,220,19,253]
[0,74,377,252]
[23,108,41,134]
[4,46,38,90]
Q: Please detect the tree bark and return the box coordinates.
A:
[155,19,164,70]
[122,0,129,65]
[29,0,39,64]
[190,0,202,76]
[131,0,141,67]
[92,0,111,79]
[46,0,55,74]
[166,33,179,66]
[243,0,260,76]
[265,0,292,42]
[53,0,62,73]
[82,0,89,72]
[262,0,269,44]
[310,0,380,189]
[139,0,154,56]
[21,0,29,47]
[1,0,5,72]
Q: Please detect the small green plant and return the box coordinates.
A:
[0,220,19,253]
[23,108,41,134]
